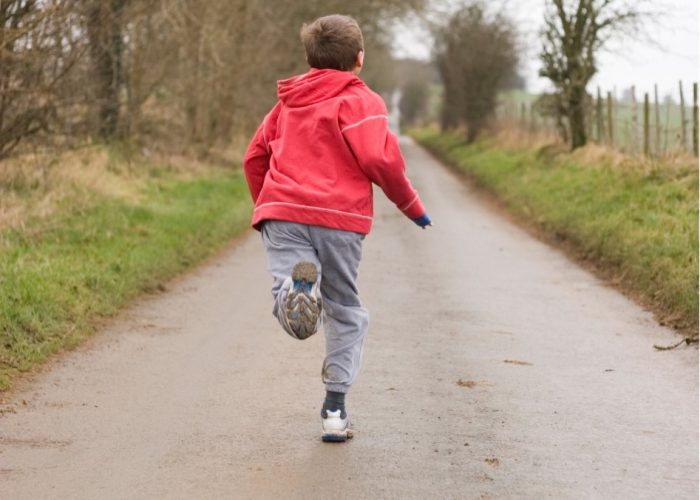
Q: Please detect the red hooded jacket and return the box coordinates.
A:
[243,68,425,234]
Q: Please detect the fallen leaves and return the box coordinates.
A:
[456,379,477,388]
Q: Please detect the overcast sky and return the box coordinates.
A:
[393,0,699,101]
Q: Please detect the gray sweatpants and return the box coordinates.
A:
[261,220,369,394]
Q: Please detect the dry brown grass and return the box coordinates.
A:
[489,121,562,151]
[567,143,697,177]
[0,147,137,232]
[490,122,698,176]
[0,142,243,234]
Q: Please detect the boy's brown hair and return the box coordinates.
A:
[300,15,364,71]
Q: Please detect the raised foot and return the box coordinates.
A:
[285,262,321,340]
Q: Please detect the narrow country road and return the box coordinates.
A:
[1,138,697,499]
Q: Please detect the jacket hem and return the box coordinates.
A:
[252,204,372,234]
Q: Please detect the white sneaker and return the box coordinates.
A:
[321,409,353,442]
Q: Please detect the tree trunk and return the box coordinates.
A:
[568,85,587,149]
[87,0,127,138]
[183,4,205,144]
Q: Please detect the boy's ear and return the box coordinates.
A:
[356,50,364,68]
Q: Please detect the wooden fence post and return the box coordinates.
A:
[520,102,526,128]
[653,84,660,155]
[663,99,671,155]
[585,94,592,141]
[630,85,638,153]
[613,86,620,149]
[679,81,687,152]
[693,82,698,157]
[643,92,650,156]
[606,91,614,146]
[596,87,604,142]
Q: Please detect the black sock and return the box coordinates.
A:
[322,391,346,418]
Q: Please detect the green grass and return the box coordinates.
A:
[412,128,699,334]
[0,170,252,389]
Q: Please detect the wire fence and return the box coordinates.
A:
[497,81,699,158]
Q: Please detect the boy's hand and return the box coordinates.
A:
[413,213,433,229]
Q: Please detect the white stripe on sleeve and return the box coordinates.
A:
[340,114,389,133]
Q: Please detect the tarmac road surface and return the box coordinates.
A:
[1,138,697,499]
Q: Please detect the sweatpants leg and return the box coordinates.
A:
[261,220,369,394]
[261,221,320,337]
[308,225,369,394]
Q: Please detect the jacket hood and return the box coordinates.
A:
[277,68,362,107]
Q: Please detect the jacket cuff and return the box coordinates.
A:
[401,195,426,220]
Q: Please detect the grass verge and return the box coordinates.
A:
[0,160,252,390]
[411,128,698,336]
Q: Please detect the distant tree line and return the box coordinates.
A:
[430,0,644,150]
[0,0,424,159]
[395,58,439,129]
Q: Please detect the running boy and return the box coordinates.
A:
[243,14,432,442]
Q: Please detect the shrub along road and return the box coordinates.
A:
[0,138,697,498]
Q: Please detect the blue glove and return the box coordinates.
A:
[413,213,432,229]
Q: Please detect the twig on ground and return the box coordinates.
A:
[653,336,699,351]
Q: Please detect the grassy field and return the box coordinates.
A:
[0,149,252,389]
[412,128,698,335]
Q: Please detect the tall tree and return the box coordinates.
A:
[86,0,127,138]
[434,3,518,142]
[539,0,641,150]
